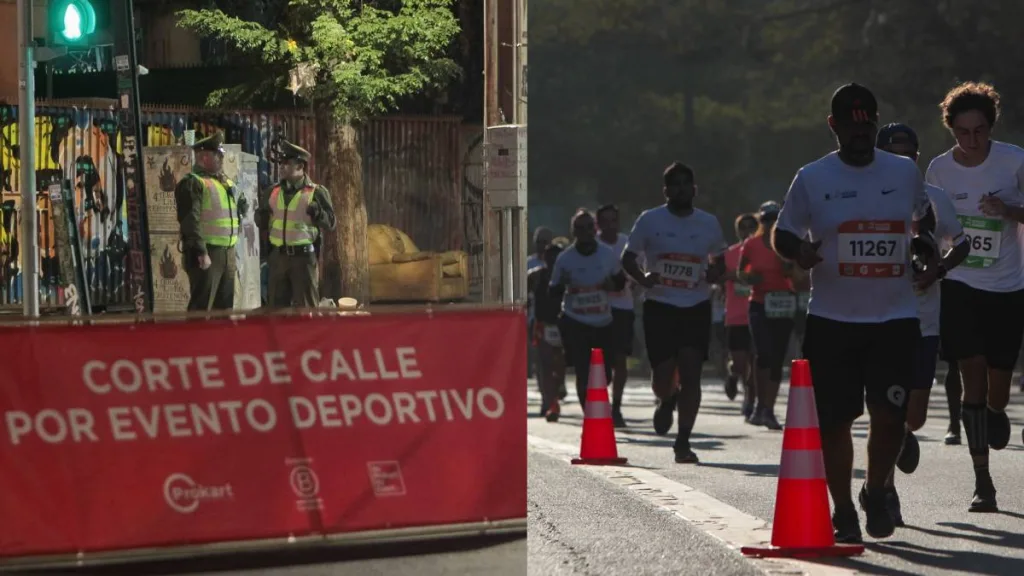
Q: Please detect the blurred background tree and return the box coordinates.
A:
[530,0,1024,237]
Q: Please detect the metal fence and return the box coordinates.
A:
[0,103,470,310]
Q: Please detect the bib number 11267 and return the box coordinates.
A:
[836,220,907,278]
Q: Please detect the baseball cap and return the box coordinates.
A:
[758,200,781,218]
[876,122,919,150]
[830,83,878,124]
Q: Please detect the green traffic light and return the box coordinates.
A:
[62,4,83,40]
[51,0,96,45]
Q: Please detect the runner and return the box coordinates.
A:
[723,213,759,419]
[528,227,554,381]
[597,204,635,428]
[943,358,963,445]
[739,201,793,431]
[550,209,626,410]
[528,238,569,421]
[622,161,728,464]
[876,122,970,525]
[773,83,933,542]
[925,81,1024,511]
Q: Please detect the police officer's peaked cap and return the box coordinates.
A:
[280,140,312,163]
[193,131,225,153]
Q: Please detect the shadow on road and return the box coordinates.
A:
[19,534,526,576]
[697,461,866,480]
[827,514,1024,576]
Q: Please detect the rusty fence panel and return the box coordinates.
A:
[0,103,471,309]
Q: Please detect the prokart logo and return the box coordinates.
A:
[163,473,235,514]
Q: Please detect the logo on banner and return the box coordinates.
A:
[163,473,235,514]
[287,458,323,511]
[367,461,406,497]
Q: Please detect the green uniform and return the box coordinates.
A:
[175,131,246,311]
[256,169,336,308]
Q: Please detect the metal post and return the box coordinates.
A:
[501,209,514,304]
[17,0,38,318]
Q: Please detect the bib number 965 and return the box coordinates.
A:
[966,234,993,252]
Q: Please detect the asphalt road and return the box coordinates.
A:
[526,375,1024,575]
[18,536,526,576]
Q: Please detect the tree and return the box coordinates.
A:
[177,0,462,302]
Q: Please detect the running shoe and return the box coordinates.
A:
[724,374,738,400]
[896,430,920,474]
[859,483,895,539]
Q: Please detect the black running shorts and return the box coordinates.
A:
[939,279,1024,372]
[610,308,636,357]
[642,299,712,368]
[802,314,919,425]
[725,325,752,352]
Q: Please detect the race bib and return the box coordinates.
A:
[733,283,751,298]
[764,291,796,319]
[958,215,1002,268]
[569,289,609,315]
[836,220,907,278]
[543,325,562,347]
[798,291,810,311]
[656,254,702,288]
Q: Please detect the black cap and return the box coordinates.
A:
[876,122,919,150]
[759,200,781,218]
[280,140,312,162]
[192,131,225,153]
[830,83,878,124]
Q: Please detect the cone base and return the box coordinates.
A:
[740,543,865,559]
[570,457,628,466]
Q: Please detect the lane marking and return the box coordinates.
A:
[528,435,862,576]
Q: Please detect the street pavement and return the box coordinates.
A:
[25,535,526,575]
[526,376,1024,575]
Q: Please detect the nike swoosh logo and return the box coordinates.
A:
[881,189,896,195]
[988,190,1002,196]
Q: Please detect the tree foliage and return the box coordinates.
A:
[176,0,462,122]
[531,0,1024,231]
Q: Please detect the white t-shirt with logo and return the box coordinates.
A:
[599,232,634,310]
[925,141,1024,293]
[776,150,930,324]
[623,206,727,309]
[918,184,967,337]
[549,243,621,327]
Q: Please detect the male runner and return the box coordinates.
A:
[925,81,1024,512]
[597,204,634,428]
[723,213,759,418]
[773,83,933,542]
[622,161,727,464]
[528,227,554,381]
[876,122,970,525]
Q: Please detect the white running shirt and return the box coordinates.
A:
[549,243,621,327]
[776,150,930,324]
[918,184,967,337]
[925,141,1024,292]
[624,206,727,309]
[599,232,634,310]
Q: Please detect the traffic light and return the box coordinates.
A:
[49,0,98,47]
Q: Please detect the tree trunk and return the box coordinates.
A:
[314,105,369,303]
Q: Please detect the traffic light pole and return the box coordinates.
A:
[16,0,39,318]
[112,0,153,314]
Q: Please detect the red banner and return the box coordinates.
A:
[0,310,526,558]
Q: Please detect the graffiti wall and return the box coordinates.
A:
[0,102,467,311]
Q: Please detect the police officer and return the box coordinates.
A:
[256,140,336,308]
[175,131,247,311]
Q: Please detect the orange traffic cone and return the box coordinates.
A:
[571,348,628,466]
[741,359,864,558]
